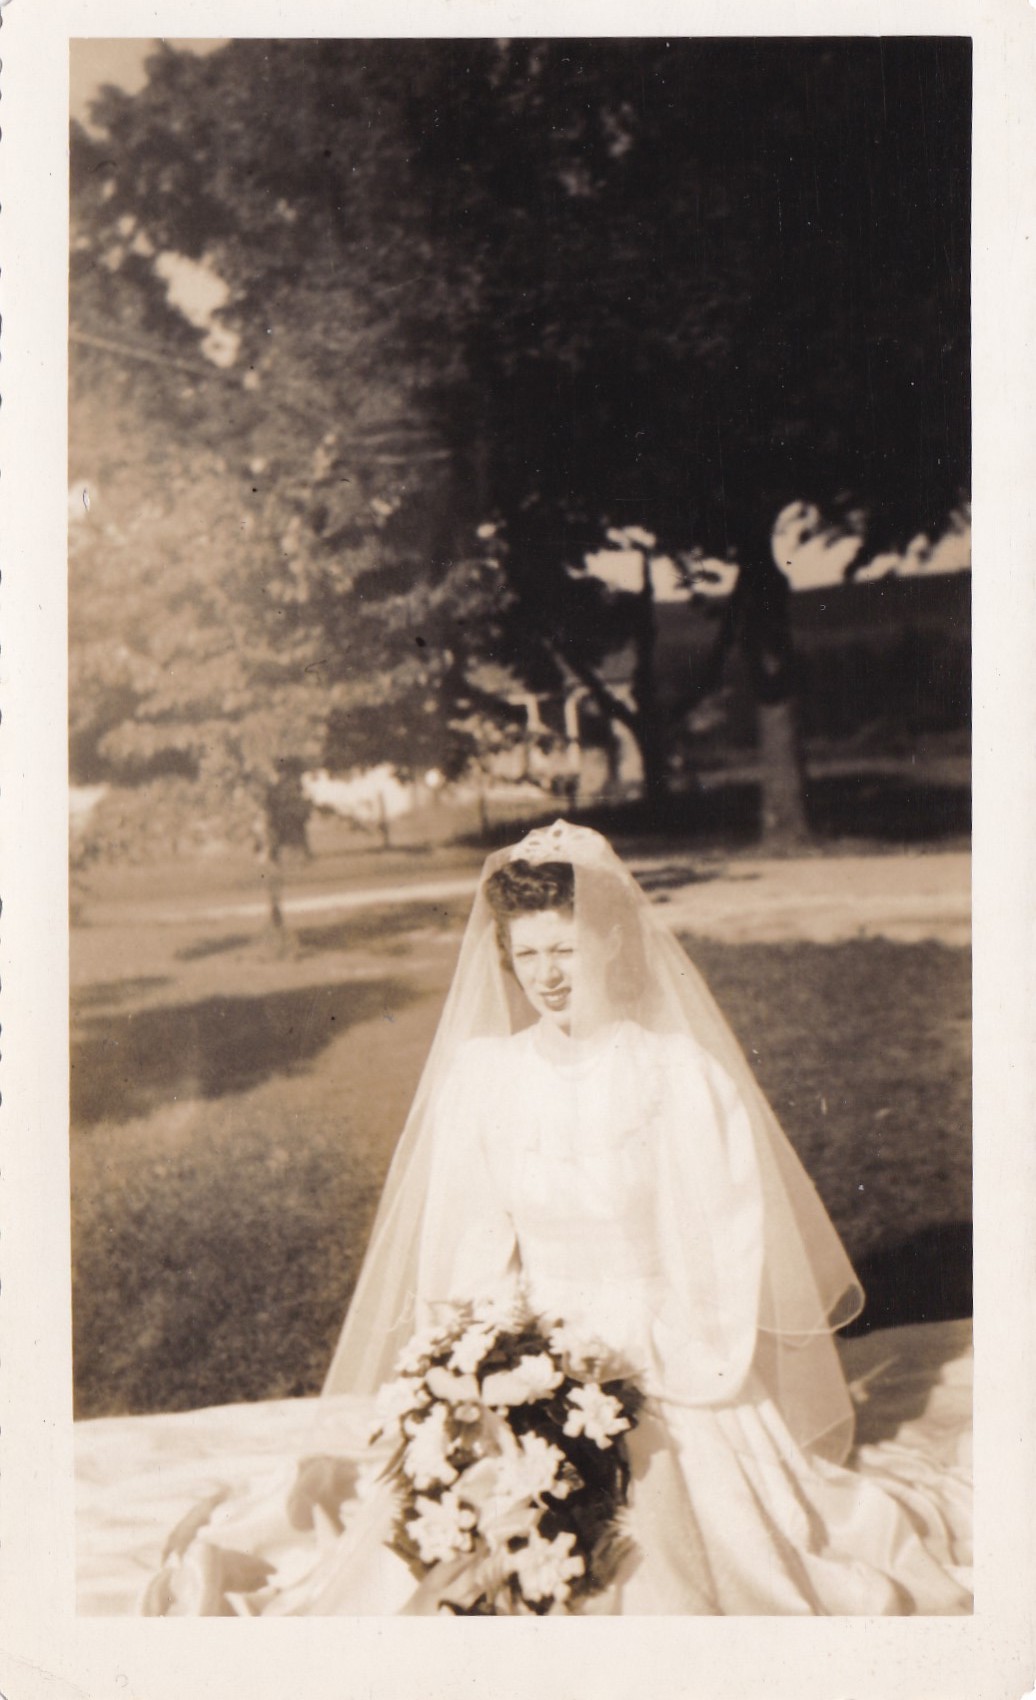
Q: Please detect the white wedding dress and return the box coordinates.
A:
[139,1019,971,1616]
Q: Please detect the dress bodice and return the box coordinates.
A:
[484,1025,671,1359]
[422,1021,766,1398]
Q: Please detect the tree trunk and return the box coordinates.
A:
[735,539,810,848]
[631,554,669,812]
[634,716,670,812]
[757,698,809,846]
[254,795,288,952]
[258,843,288,956]
[265,851,285,934]
[377,789,391,849]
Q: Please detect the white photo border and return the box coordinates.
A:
[2,2,1034,1696]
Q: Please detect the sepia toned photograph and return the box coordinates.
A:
[64,34,979,1622]
[2,0,1034,1684]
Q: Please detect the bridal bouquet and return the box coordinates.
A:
[369,1296,644,1615]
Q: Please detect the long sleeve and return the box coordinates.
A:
[414,1040,520,1318]
[647,1041,765,1407]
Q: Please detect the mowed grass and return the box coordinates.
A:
[71,891,971,1418]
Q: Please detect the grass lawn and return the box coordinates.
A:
[71,887,971,1418]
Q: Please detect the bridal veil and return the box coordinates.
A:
[323,821,864,1462]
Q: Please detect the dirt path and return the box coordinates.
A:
[142,851,970,947]
[651,852,970,945]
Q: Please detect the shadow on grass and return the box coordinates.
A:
[76,975,172,1009]
[842,1220,972,1336]
[295,900,466,957]
[176,934,254,962]
[461,790,759,853]
[172,902,468,966]
[71,975,416,1130]
[462,771,969,851]
[635,865,726,894]
[840,1220,972,1449]
[807,776,970,842]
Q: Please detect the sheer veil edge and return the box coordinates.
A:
[322,823,863,1463]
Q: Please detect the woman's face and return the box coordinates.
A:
[508,908,580,1034]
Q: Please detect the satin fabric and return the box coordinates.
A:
[407,1022,970,1615]
[140,1022,970,1616]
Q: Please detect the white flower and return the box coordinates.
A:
[448,1323,499,1374]
[458,1457,542,1550]
[395,1324,451,1375]
[403,1403,459,1489]
[508,1528,585,1604]
[453,1429,570,1557]
[472,1291,521,1328]
[548,1326,635,1382]
[405,1490,477,1564]
[547,1325,611,1376]
[563,1384,630,1449]
[425,1366,481,1406]
[371,1375,430,1435]
[493,1431,571,1505]
[481,1353,563,1408]
[482,1496,542,1551]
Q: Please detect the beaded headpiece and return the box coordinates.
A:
[507,819,613,870]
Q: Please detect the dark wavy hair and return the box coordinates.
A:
[486,856,651,1010]
[484,859,574,969]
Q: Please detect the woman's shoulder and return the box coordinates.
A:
[438,1034,532,1160]
[447,1031,532,1084]
[623,1024,736,1097]
[619,1021,710,1068]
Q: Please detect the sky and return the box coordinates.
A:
[69,38,225,127]
[70,40,240,365]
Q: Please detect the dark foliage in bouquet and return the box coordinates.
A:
[368,1296,645,1614]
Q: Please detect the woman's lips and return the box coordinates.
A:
[541,988,570,1008]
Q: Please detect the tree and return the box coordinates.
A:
[70,47,514,911]
[73,39,970,846]
[406,37,970,837]
[70,366,335,926]
[69,336,516,919]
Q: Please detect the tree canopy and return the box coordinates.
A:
[71,37,970,835]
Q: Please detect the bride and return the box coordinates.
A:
[144,820,971,1616]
